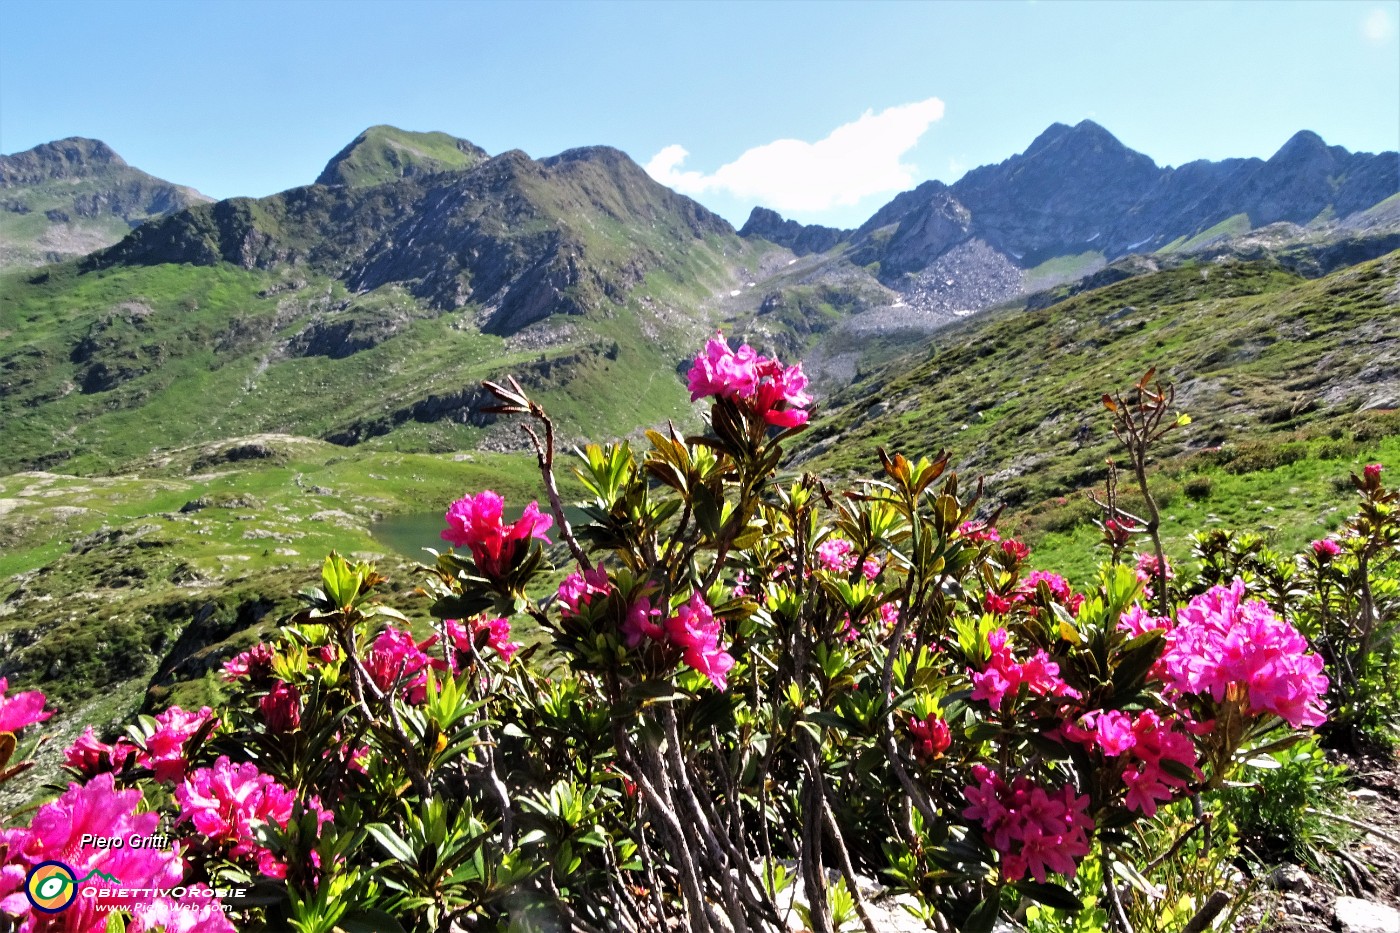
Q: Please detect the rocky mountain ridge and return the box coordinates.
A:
[0,137,211,268]
[91,141,734,335]
[739,121,1399,317]
[733,119,1400,344]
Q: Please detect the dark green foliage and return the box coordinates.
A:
[1219,740,1354,875]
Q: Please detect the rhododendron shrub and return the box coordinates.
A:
[2,354,1383,933]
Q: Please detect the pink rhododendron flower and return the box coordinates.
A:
[1103,517,1138,548]
[447,616,520,665]
[861,558,881,581]
[363,626,444,702]
[1000,539,1030,562]
[664,592,736,691]
[1120,711,1200,816]
[116,706,216,784]
[1118,604,1172,637]
[983,592,1013,615]
[686,333,811,427]
[1365,463,1384,482]
[558,565,611,615]
[1015,570,1083,613]
[260,681,301,732]
[962,766,1094,883]
[0,773,210,933]
[176,756,303,876]
[0,677,50,735]
[816,537,857,573]
[322,737,372,778]
[879,602,901,630]
[63,726,116,778]
[908,715,951,761]
[1159,579,1328,728]
[1135,552,1174,584]
[1311,538,1341,559]
[687,334,759,401]
[221,642,275,683]
[958,520,1001,544]
[441,490,553,578]
[971,629,1080,710]
[1061,709,1136,756]
[750,356,812,427]
[621,596,665,648]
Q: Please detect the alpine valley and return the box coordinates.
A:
[1,120,1397,782]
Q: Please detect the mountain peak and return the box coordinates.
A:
[1024,122,1074,156]
[739,206,847,255]
[1071,118,1113,138]
[540,145,633,167]
[1023,120,1131,160]
[0,137,128,187]
[316,126,488,188]
[1269,129,1343,165]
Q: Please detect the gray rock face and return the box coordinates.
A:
[739,207,848,255]
[869,186,973,278]
[815,120,1400,285]
[0,138,128,186]
[1335,896,1400,933]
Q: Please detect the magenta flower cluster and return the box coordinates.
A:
[1311,538,1342,559]
[686,333,812,428]
[441,490,553,578]
[93,706,218,784]
[446,616,521,665]
[816,537,856,573]
[907,715,952,762]
[176,755,329,879]
[1,774,234,933]
[1158,579,1328,728]
[1062,709,1200,816]
[971,628,1081,710]
[962,766,1094,883]
[221,641,276,684]
[624,590,736,692]
[557,565,611,616]
[364,626,443,701]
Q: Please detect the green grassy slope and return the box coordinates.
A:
[0,227,764,474]
[797,252,1400,580]
[0,435,592,807]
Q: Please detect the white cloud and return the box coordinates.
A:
[644,97,945,215]
[1363,6,1394,41]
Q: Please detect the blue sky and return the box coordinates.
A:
[2,0,1396,228]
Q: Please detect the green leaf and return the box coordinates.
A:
[335,910,409,933]
[1015,880,1083,912]
[365,823,416,864]
[963,895,1000,933]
